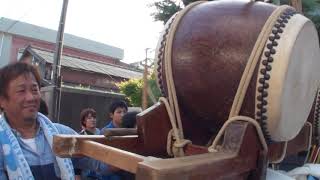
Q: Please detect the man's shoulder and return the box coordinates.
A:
[99,122,114,135]
[106,121,114,128]
[53,123,77,135]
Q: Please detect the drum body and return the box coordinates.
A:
[156,0,320,145]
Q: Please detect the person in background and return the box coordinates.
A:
[121,111,140,128]
[79,108,100,135]
[99,100,128,180]
[103,100,128,129]
[78,108,102,179]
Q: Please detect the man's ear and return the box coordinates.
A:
[109,113,113,119]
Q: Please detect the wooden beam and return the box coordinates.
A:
[136,151,239,180]
[103,128,138,137]
[79,140,145,173]
[53,134,146,173]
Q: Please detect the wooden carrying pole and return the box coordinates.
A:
[53,135,146,173]
[79,141,144,173]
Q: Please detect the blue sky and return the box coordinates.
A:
[0,0,164,63]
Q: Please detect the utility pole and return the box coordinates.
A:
[142,48,150,110]
[52,0,69,121]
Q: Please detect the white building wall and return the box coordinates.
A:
[0,32,12,67]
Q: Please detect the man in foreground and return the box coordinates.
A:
[0,62,110,179]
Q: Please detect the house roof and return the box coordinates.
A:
[25,47,142,79]
[0,17,124,60]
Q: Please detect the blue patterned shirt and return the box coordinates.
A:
[0,121,110,180]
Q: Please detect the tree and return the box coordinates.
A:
[117,79,143,107]
[150,0,182,24]
[150,0,320,37]
[117,73,162,108]
[182,0,202,6]
[150,0,215,24]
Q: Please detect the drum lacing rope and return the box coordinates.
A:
[208,5,293,158]
[304,122,313,164]
[161,1,205,157]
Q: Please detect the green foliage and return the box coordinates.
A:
[182,0,203,6]
[301,0,319,12]
[117,79,143,107]
[149,0,182,24]
[148,73,162,101]
[151,0,320,38]
[117,74,162,108]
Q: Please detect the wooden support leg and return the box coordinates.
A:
[137,102,172,157]
[136,122,267,180]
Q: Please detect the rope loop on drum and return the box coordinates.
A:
[159,1,205,157]
[160,97,192,157]
[208,116,268,153]
[166,129,192,157]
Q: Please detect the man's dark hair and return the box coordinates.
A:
[121,111,140,128]
[39,98,49,116]
[0,62,41,99]
[109,100,128,114]
[80,108,96,127]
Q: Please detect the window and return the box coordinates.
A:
[17,48,25,60]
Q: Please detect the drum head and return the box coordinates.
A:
[257,14,320,141]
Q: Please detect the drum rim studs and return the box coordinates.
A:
[256,8,297,143]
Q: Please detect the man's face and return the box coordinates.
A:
[0,73,40,123]
[110,107,127,127]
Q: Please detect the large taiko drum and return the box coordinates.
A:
[155,0,320,145]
